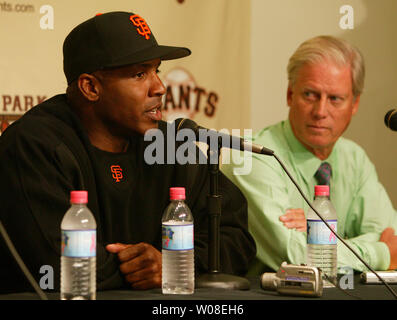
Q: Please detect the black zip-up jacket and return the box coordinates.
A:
[0,94,256,293]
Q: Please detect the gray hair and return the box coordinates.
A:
[287,35,365,97]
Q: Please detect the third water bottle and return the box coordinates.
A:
[307,185,337,288]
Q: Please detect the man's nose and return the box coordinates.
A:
[150,72,166,97]
[312,95,328,118]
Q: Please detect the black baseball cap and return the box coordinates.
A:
[63,11,191,84]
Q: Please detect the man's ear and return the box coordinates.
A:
[77,73,101,102]
[287,84,294,107]
[352,95,360,116]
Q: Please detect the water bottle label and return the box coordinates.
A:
[162,224,194,250]
[307,220,337,245]
[61,230,96,257]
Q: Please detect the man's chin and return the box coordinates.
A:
[136,121,159,136]
[303,138,336,158]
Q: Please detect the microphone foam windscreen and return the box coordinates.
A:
[384,110,397,131]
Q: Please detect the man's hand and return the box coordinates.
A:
[380,228,397,270]
[279,208,307,232]
[106,242,162,289]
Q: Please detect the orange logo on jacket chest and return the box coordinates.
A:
[111,165,123,182]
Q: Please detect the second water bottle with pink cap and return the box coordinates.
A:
[161,187,194,294]
[61,190,96,300]
[306,185,338,288]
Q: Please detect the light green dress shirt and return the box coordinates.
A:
[222,120,397,274]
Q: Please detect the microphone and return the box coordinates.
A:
[174,118,274,156]
[384,109,397,131]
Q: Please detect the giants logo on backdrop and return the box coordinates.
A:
[161,67,219,123]
[0,94,47,135]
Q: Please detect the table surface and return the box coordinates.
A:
[1,274,396,301]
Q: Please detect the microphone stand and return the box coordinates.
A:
[195,136,250,290]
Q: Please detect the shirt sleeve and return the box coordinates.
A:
[338,149,397,271]
[221,149,307,272]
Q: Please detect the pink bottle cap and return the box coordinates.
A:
[170,187,186,200]
[314,185,329,196]
[70,190,88,204]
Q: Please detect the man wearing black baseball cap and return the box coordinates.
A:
[0,11,255,294]
[64,11,191,144]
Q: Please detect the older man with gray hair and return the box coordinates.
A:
[222,35,397,278]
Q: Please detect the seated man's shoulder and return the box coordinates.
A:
[1,94,73,146]
[252,121,286,146]
[221,121,288,181]
[335,137,377,181]
[337,136,370,161]
[251,121,291,163]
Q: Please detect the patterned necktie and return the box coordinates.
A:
[315,162,332,186]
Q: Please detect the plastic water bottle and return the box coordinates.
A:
[162,187,194,294]
[61,190,96,300]
[307,185,337,288]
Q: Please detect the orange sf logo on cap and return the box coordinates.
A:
[130,14,151,40]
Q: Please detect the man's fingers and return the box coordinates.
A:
[106,242,162,289]
[280,209,305,221]
[380,227,395,241]
[106,243,132,253]
[280,208,306,232]
[284,221,300,228]
[118,243,162,289]
[283,221,306,230]
[106,243,147,262]
[119,252,160,275]
[124,265,162,285]
[117,243,148,262]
